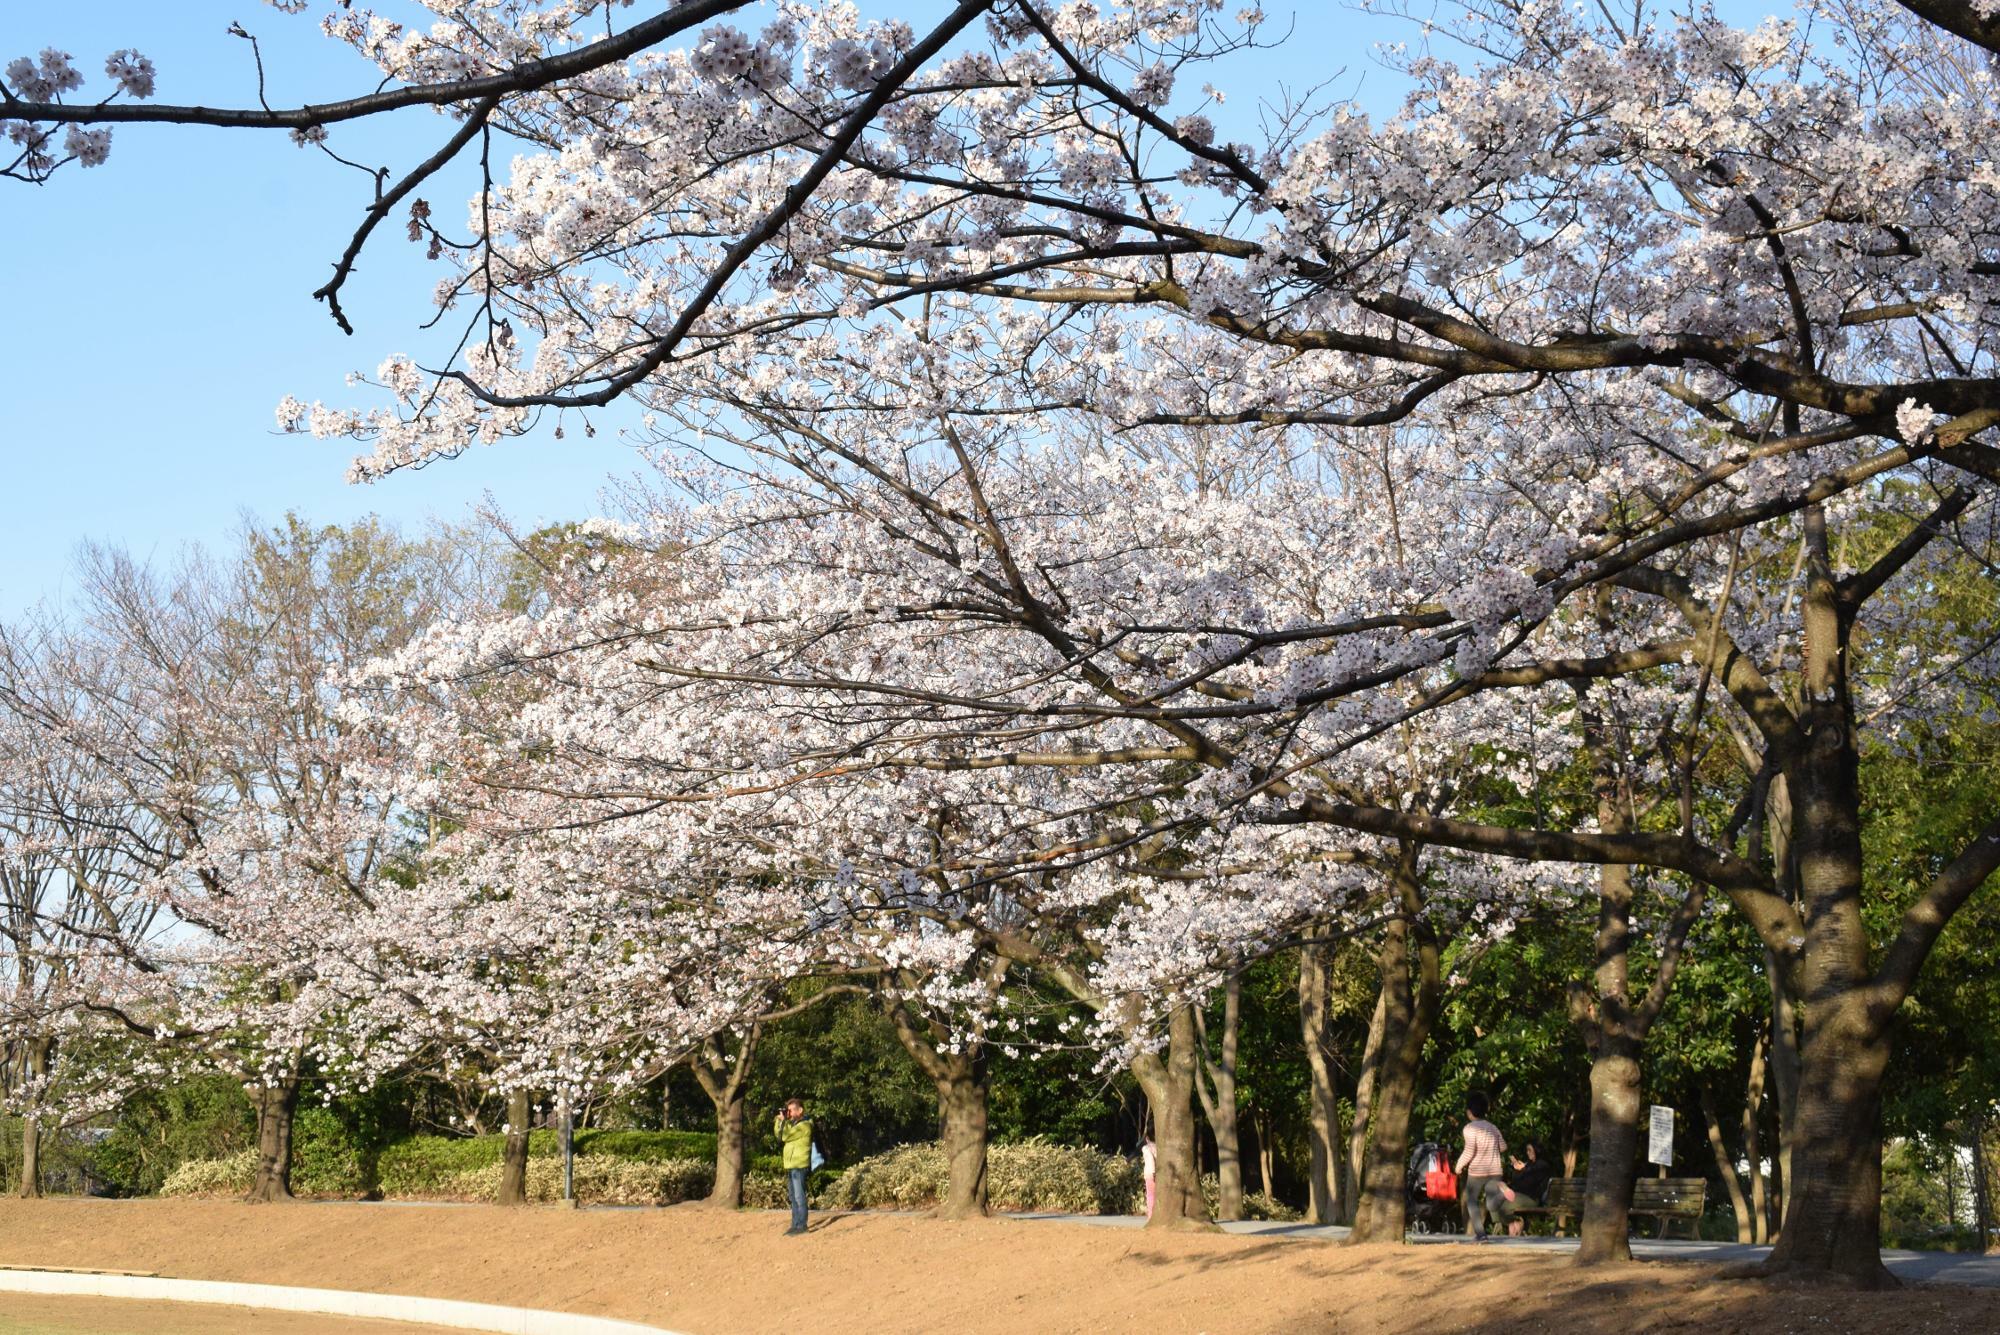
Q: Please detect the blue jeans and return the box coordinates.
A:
[787,1167,809,1231]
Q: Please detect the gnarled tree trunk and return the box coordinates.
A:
[497,1088,532,1206]
[935,1059,990,1220]
[245,1073,301,1203]
[1755,996,1893,1285]
[1748,508,1902,1287]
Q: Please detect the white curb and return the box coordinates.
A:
[0,1268,688,1334]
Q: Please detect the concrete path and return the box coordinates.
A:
[1000,1212,2000,1287]
[0,1269,684,1335]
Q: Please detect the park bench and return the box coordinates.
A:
[1509,1176,1707,1239]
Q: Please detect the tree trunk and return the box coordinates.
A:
[1701,1084,1753,1243]
[1971,1110,1996,1255]
[1344,982,1389,1227]
[17,1114,40,1200]
[244,1075,300,1203]
[496,1088,532,1205]
[936,1062,990,1220]
[1570,694,1704,1267]
[1768,947,1802,1233]
[1754,998,1893,1285]
[1132,1005,1210,1229]
[692,1026,759,1209]
[1298,938,1342,1225]
[881,981,994,1220]
[1751,515,1896,1287]
[1348,849,1439,1245]
[1745,1024,1770,1245]
[17,1037,48,1199]
[1575,1028,1642,1262]
[1252,1108,1276,1198]
[1195,974,1244,1222]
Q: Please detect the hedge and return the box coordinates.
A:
[374,1128,715,1196]
[819,1138,1143,1214]
[158,1127,1296,1221]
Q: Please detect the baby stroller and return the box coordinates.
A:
[1407,1140,1461,1235]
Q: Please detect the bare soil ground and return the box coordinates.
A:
[0,1293,467,1335]
[0,1198,1991,1335]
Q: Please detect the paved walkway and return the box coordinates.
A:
[300,1197,2000,1289]
[1001,1212,2000,1287]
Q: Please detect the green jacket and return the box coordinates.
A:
[775,1113,814,1170]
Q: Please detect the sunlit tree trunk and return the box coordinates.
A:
[1133,1005,1210,1229]
[692,1026,759,1210]
[497,1088,533,1206]
[1298,934,1346,1225]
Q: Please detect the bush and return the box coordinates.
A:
[375,1128,717,1197]
[161,1150,257,1197]
[818,1138,1143,1214]
[291,1107,367,1197]
[1197,1175,1301,1222]
[416,1156,715,1205]
[89,1077,255,1197]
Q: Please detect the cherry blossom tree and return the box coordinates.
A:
[5,0,1999,1283]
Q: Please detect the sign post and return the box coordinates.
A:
[1648,1104,1674,1169]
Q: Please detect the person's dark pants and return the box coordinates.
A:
[1465,1175,1512,1237]
[787,1167,809,1232]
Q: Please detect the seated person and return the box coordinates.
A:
[1506,1139,1555,1235]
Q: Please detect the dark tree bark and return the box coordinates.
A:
[1195,973,1244,1222]
[1749,505,1899,1287]
[497,1088,533,1206]
[1768,945,1802,1232]
[245,1073,301,1203]
[1701,1084,1754,1244]
[1348,847,1440,1245]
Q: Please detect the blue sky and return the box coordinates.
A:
[0,1,1774,615]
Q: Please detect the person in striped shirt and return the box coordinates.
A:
[1455,1090,1514,1241]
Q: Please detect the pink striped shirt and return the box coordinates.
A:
[1456,1119,1507,1177]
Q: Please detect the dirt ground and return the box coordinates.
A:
[0,1293,470,1335]
[0,1199,1992,1335]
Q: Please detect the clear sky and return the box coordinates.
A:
[0,1,1773,617]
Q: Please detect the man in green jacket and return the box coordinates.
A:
[775,1098,813,1235]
